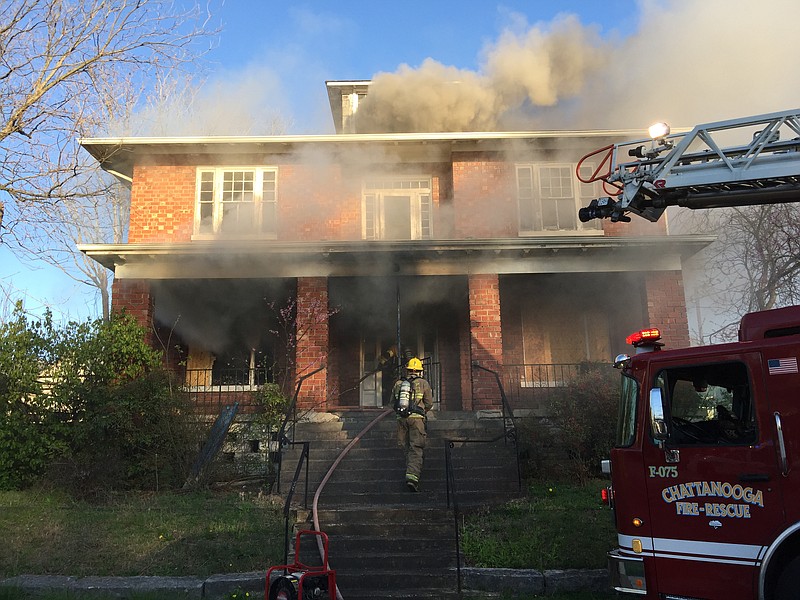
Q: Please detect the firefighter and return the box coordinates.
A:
[393,357,433,492]
[377,344,412,406]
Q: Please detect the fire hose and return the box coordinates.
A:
[311,408,394,600]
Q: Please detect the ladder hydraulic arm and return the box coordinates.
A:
[576,108,800,223]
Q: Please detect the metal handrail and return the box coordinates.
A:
[280,441,310,567]
[471,362,520,450]
[444,441,463,598]
[445,432,518,600]
[275,365,325,494]
[449,363,524,599]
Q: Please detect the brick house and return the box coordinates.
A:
[78,81,711,416]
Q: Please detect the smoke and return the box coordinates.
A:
[116,66,293,137]
[355,14,608,133]
[355,0,800,133]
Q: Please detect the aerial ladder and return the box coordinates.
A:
[576,108,800,223]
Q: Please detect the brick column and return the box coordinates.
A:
[468,274,503,410]
[644,270,691,349]
[111,278,155,345]
[295,277,329,411]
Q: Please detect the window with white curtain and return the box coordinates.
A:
[196,167,278,236]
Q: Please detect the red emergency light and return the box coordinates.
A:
[626,328,662,347]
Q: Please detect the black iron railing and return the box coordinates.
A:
[275,365,325,494]
[501,363,583,410]
[280,441,310,567]
[445,432,520,599]
[445,363,526,597]
[472,362,519,453]
[444,440,463,598]
[181,368,273,414]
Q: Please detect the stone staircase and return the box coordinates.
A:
[274,410,521,599]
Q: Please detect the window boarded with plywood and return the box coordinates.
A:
[501,273,646,366]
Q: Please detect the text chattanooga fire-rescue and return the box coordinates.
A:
[662,481,765,506]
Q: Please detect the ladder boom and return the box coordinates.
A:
[577,108,800,223]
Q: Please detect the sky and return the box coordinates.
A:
[2,0,799,327]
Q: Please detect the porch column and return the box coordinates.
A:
[468,274,503,410]
[644,270,691,349]
[295,277,330,411]
[111,278,155,345]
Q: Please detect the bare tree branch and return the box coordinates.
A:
[679,204,800,341]
[0,0,219,318]
[0,0,217,236]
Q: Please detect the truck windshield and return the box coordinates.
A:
[615,373,639,447]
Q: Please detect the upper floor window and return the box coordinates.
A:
[196,168,277,236]
[516,164,601,234]
[362,178,432,240]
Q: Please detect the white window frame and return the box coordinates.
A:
[194,167,278,238]
[361,177,433,240]
[516,163,601,235]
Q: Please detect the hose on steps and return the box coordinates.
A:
[311,408,394,600]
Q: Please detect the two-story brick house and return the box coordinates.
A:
[78,81,711,415]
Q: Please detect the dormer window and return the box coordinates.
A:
[195,167,277,236]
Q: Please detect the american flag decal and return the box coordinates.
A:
[768,357,798,375]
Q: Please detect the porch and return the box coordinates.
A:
[177,363,583,415]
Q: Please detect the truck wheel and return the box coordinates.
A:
[776,556,800,600]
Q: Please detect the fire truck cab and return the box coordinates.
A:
[606,305,800,599]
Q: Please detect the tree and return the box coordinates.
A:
[17,172,129,319]
[683,204,800,340]
[0,0,217,317]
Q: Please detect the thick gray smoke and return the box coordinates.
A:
[355,14,608,133]
[355,0,800,133]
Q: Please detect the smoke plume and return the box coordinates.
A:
[355,0,800,133]
[355,15,608,133]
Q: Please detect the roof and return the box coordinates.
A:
[79,235,714,279]
[79,128,648,183]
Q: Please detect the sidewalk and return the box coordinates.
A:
[1,568,608,599]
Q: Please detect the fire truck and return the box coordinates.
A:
[576,108,800,599]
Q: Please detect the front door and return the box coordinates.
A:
[641,353,784,599]
[359,338,383,408]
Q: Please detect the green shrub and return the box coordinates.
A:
[0,307,200,493]
[519,362,619,484]
[50,369,200,494]
[252,382,289,430]
[47,314,200,495]
[0,305,68,489]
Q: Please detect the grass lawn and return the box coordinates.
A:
[0,479,616,598]
[461,480,617,570]
[0,489,284,578]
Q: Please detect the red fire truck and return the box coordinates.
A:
[577,109,800,599]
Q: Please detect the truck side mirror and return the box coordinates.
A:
[649,388,669,444]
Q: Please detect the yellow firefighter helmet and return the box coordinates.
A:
[406,357,423,372]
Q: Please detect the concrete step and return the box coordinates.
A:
[277,411,520,598]
[279,453,518,475]
[314,506,454,524]
[283,477,520,504]
[292,413,509,435]
[333,568,459,596]
[285,464,516,484]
